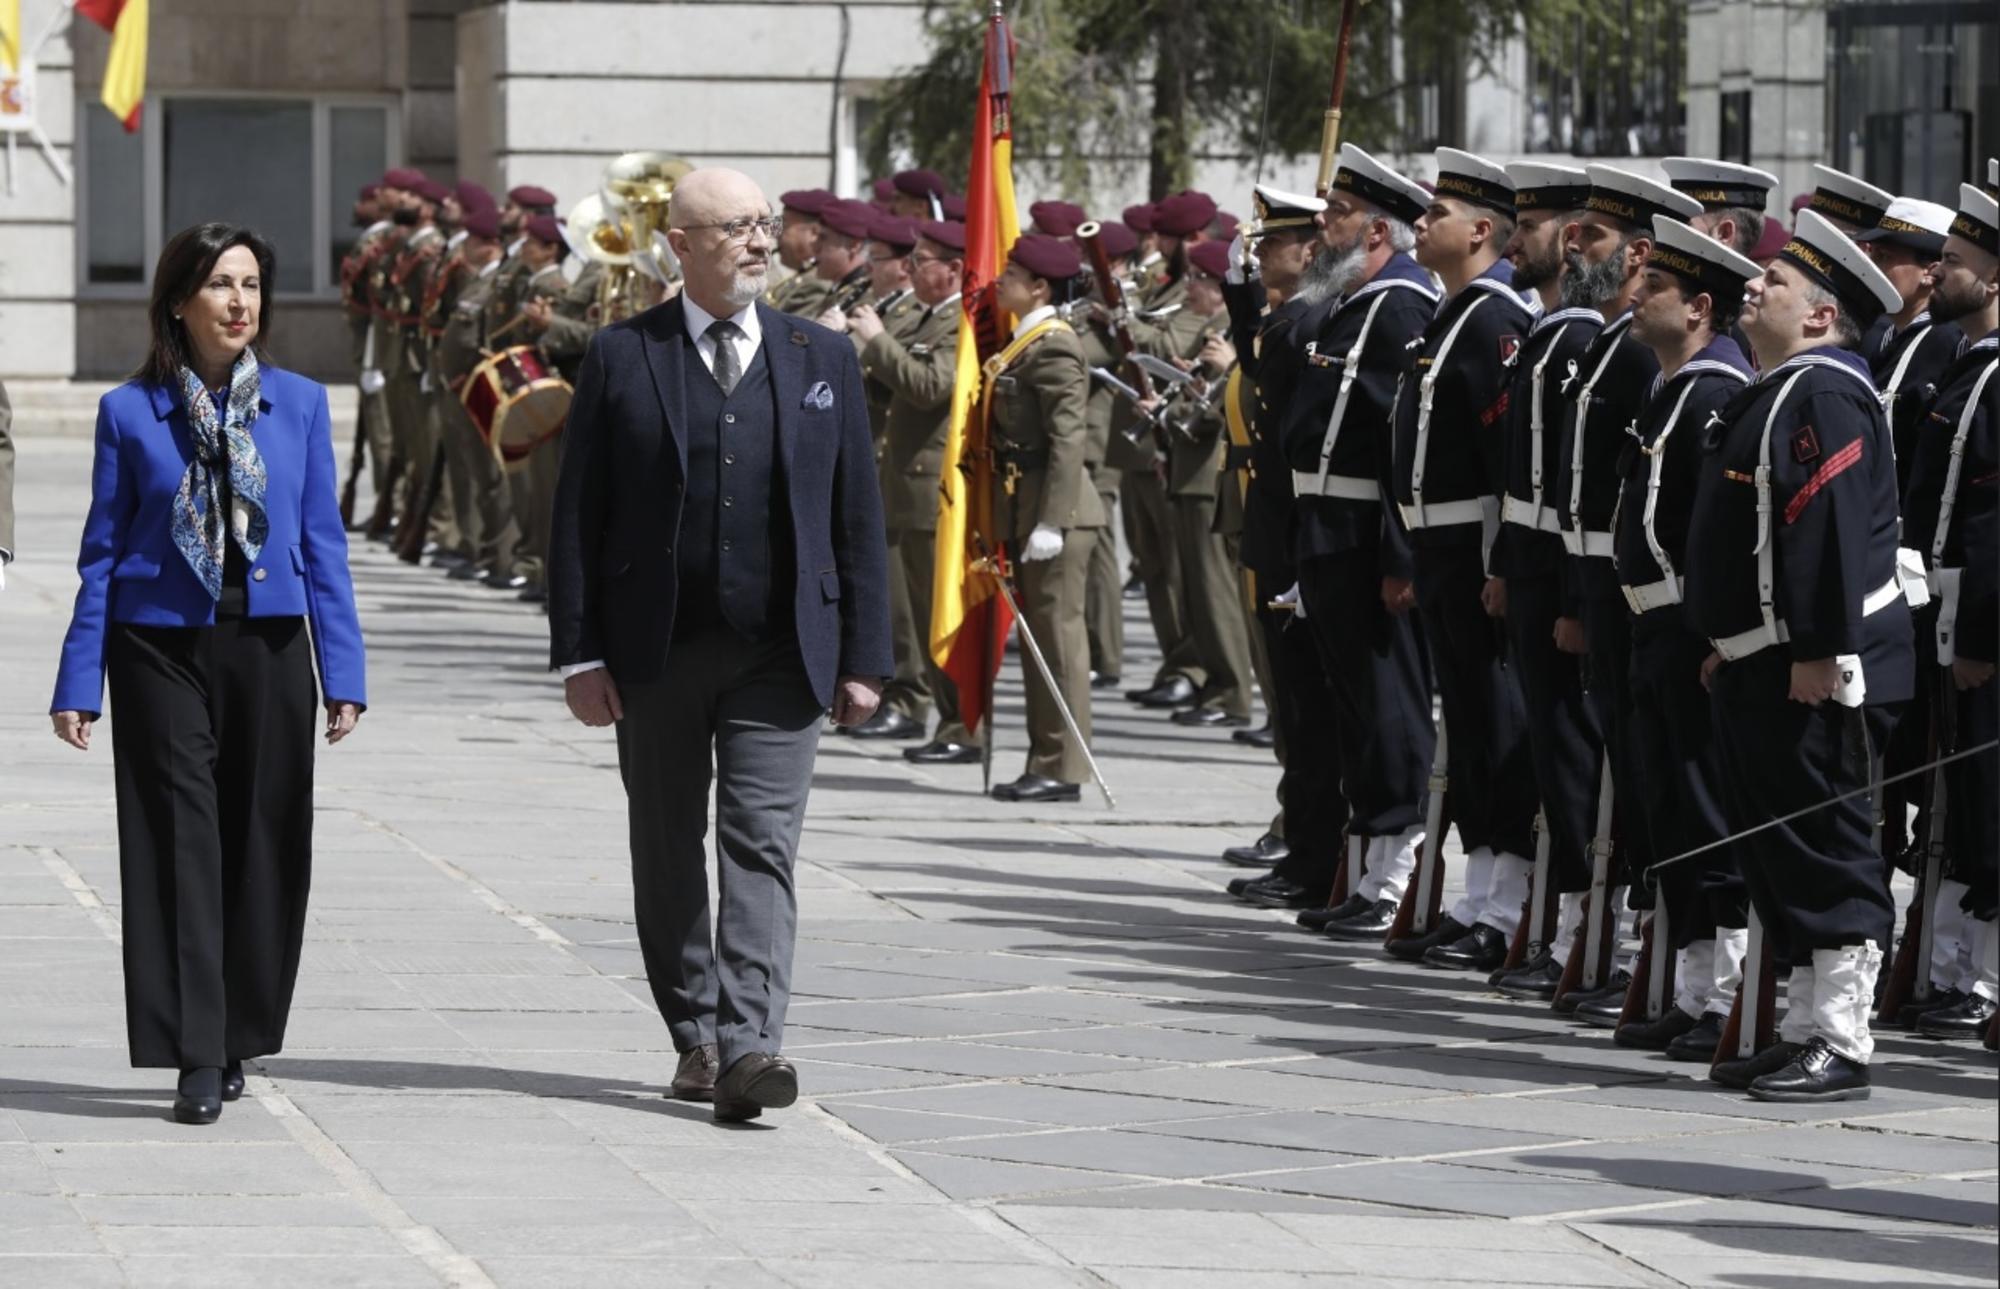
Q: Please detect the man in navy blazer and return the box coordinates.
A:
[548,168,893,1123]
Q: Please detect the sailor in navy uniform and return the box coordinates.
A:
[1244,145,1438,925]
[1801,165,1898,357]
[1660,157,1776,362]
[1897,179,1999,1041]
[1606,217,1761,1057]
[1382,149,1536,971]
[1687,210,1914,1101]
[1546,167,1705,992]
[1489,163,1607,994]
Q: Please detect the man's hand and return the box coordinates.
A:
[51,711,92,751]
[1700,651,1723,691]
[1788,657,1845,706]
[816,306,849,332]
[831,676,885,728]
[1951,657,1995,692]
[1553,616,1586,655]
[848,303,885,344]
[1199,333,1236,371]
[325,701,362,745]
[520,296,554,333]
[565,669,624,727]
[1381,576,1415,617]
[1481,576,1507,619]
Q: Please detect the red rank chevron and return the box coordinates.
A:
[1783,437,1863,525]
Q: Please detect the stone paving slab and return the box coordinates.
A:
[2,437,1993,1285]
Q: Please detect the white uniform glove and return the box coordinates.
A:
[1226,230,1251,284]
[1021,525,1065,563]
[359,368,386,395]
[419,368,435,395]
[1275,582,1304,620]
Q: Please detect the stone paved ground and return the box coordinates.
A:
[3,434,1995,1288]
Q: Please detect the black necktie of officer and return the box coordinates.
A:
[708,319,743,395]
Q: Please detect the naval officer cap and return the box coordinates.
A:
[1431,148,1515,216]
[1778,210,1901,324]
[1248,183,1325,237]
[1950,180,1999,257]
[1029,200,1088,238]
[1330,143,1428,226]
[507,184,557,210]
[1853,197,1955,258]
[916,219,967,253]
[1806,165,1894,231]
[1583,165,1703,232]
[1504,161,1590,214]
[1009,233,1083,283]
[1660,157,1777,211]
[1647,215,1761,311]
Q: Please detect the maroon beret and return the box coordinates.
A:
[869,213,921,251]
[411,177,451,205]
[1009,233,1082,283]
[461,207,502,241]
[917,219,967,253]
[359,183,379,200]
[454,180,495,213]
[1152,190,1218,237]
[940,193,967,220]
[871,177,897,202]
[893,169,948,199]
[1029,200,1088,238]
[819,198,876,240]
[1216,211,1242,238]
[1751,213,1794,262]
[524,213,565,245]
[780,188,835,216]
[1122,202,1157,233]
[1093,221,1139,259]
[508,185,558,209]
[382,167,428,191]
[1187,240,1232,280]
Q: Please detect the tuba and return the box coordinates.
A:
[596,151,693,323]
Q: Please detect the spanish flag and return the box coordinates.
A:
[929,3,1020,738]
[78,0,147,130]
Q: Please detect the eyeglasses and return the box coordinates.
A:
[684,216,784,243]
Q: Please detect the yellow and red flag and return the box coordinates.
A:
[77,0,147,130]
[2,0,22,74]
[929,2,1020,738]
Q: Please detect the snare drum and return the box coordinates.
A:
[461,345,573,469]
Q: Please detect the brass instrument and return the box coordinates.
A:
[595,151,693,323]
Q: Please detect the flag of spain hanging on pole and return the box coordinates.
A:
[929,0,1020,740]
[78,0,148,131]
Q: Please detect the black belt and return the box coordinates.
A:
[994,446,1049,469]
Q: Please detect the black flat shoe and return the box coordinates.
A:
[1664,1011,1728,1062]
[1223,833,1289,868]
[485,571,529,590]
[1323,898,1399,941]
[1558,969,1631,1019]
[173,1067,223,1126]
[446,561,485,581]
[1493,947,1563,998]
[713,1052,799,1123]
[1570,982,1632,1028]
[1747,1036,1871,1102]
[1298,894,1370,932]
[1235,875,1329,910]
[904,739,982,765]
[991,775,1081,804]
[1226,873,1272,898]
[1896,987,1968,1028]
[848,709,926,740]
[1710,1040,1801,1090]
[1126,676,1197,708]
[1090,673,1122,690]
[220,1060,245,1103]
[1424,923,1507,972]
[1231,723,1277,749]
[1615,1006,1702,1051]
[1386,915,1470,963]
[1915,993,1998,1040]
[1170,708,1249,728]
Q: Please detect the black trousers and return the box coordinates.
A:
[1255,598,1347,886]
[1297,550,1434,845]
[1710,651,1901,957]
[1629,610,1744,949]
[1581,587,1645,878]
[1503,571,1601,891]
[1414,545,1536,859]
[1945,664,1999,917]
[106,617,318,1070]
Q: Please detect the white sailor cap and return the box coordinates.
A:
[1504,162,1590,213]
[1647,215,1761,310]
[1806,165,1894,231]
[1431,148,1515,215]
[1660,157,1778,212]
[1852,197,1956,257]
[1985,157,1998,201]
[1778,209,1902,324]
[1583,164,1702,231]
[1330,144,1429,227]
[1248,183,1326,237]
[1950,181,1999,257]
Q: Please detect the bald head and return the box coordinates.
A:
[668,167,769,231]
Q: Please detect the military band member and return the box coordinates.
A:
[1898,180,1999,1040]
[343,182,398,516]
[430,206,521,585]
[1029,201,1087,240]
[1490,162,1606,984]
[852,220,972,760]
[889,168,948,221]
[1606,217,1760,1055]
[1688,211,1912,1101]
[1124,203,1163,278]
[768,189,835,316]
[383,177,450,540]
[1384,149,1535,964]
[507,214,584,602]
[808,199,877,322]
[1078,219,1142,690]
[987,235,1108,803]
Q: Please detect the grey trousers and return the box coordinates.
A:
[613,629,825,1066]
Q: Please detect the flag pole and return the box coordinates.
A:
[1312,0,1362,198]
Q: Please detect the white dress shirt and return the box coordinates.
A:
[559,293,766,681]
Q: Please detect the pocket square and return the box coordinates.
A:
[803,380,835,411]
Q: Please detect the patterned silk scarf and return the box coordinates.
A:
[172,352,269,600]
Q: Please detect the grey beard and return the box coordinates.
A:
[721,265,767,311]
[1559,244,1626,312]
[1296,237,1367,307]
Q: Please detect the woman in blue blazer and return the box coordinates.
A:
[50,223,367,1125]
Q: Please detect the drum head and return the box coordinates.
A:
[494,381,573,457]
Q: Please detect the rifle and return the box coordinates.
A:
[1074,222,1162,449]
[339,405,368,529]
[1314,0,1364,198]
[395,441,448,564]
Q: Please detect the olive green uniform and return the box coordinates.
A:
[384,225,446,527]
[342,222,396,510]
[1076,321,1128,682]
[511,260,598,591]
[434,260,521,578]
[767,260,836,319]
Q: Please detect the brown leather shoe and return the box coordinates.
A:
[712,1052,798,1123]
[669,1044,719,1102]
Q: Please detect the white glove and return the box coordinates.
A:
[1226,230,1251,284]
[419,368,435,395]
[1275,582,1304,620]
[1021,525,1065,563]
[359,368,386,395]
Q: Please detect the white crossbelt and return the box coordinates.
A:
[1295,277,1437,501]
[1502,494,1564,533]
[1504,312,1594,536]
[1622,576,1684,615]
[1624,363,1749,615]
[1563,317,1630,559]
[1878,319,1932,434]
[1922,354,1997,666]
[1403,283,1505,532]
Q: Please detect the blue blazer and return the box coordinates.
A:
[546,299,893,707]
[51,365,368,716]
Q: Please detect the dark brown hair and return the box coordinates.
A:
[136,223,278,387]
